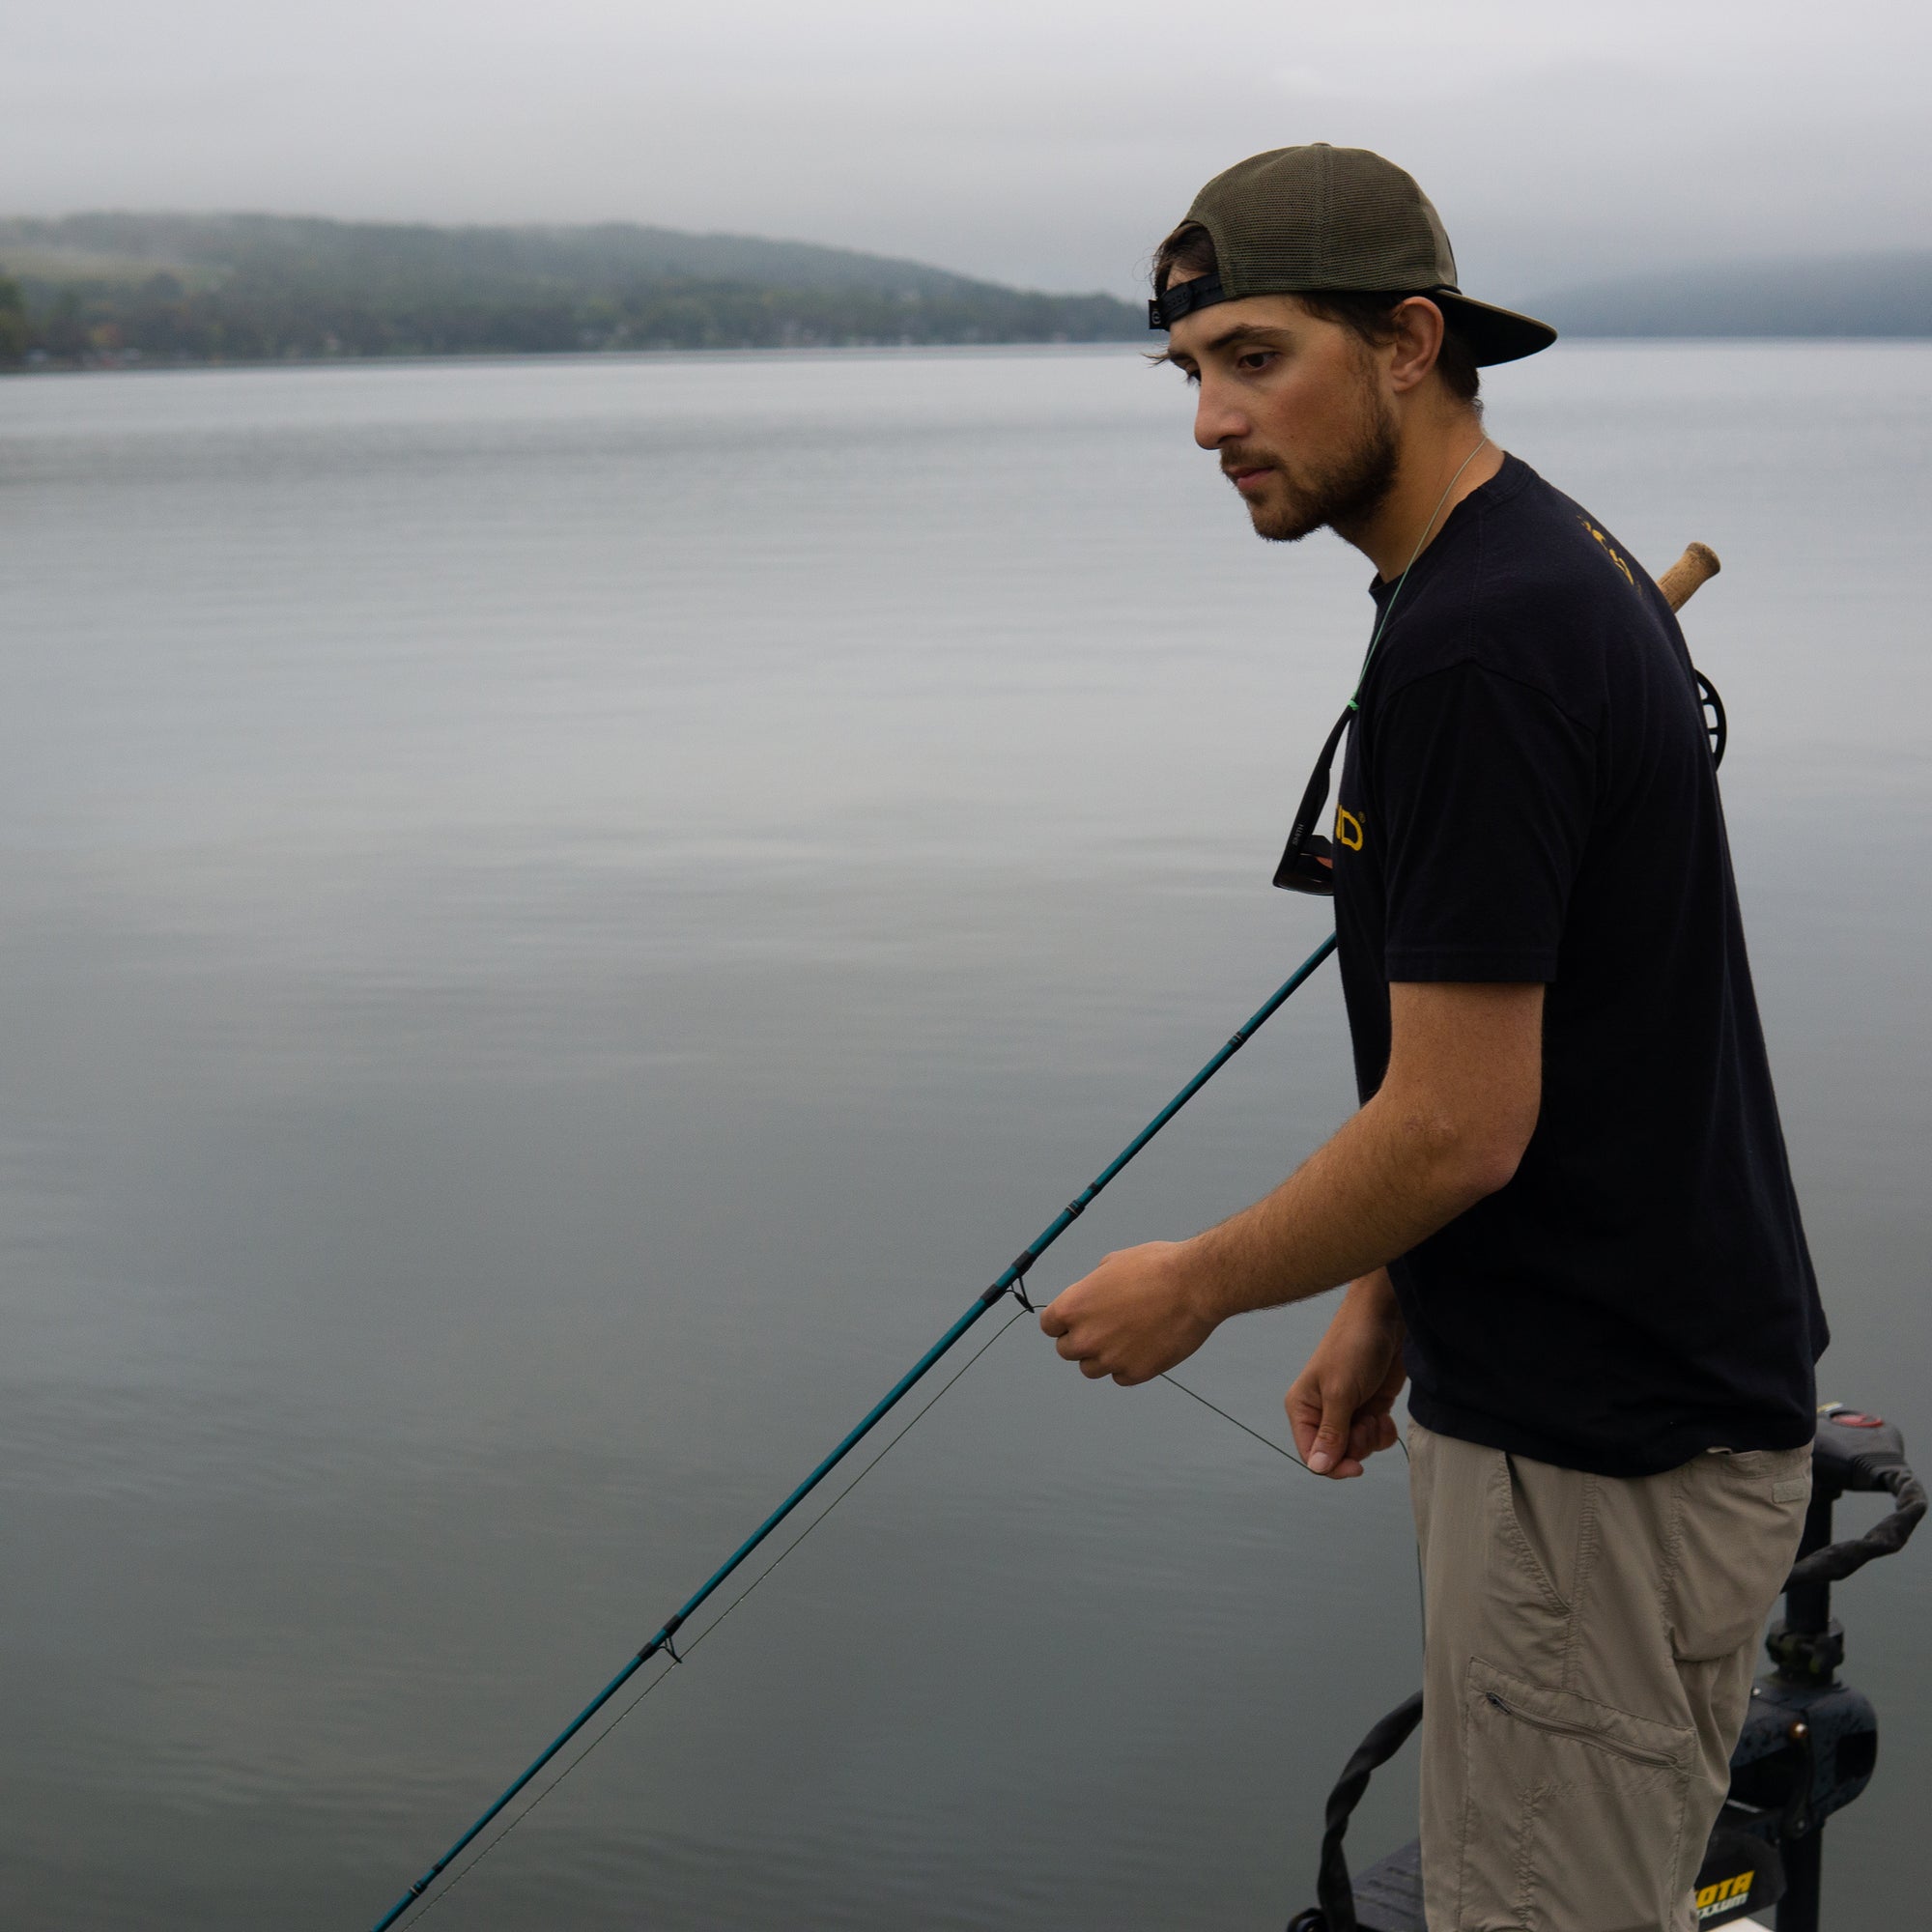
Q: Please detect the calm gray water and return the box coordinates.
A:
[1,344,1927,1930]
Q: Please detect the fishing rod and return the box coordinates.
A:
[371,540,1730,1926]
[371,540,1729,1927]
[370,929,1340,1931]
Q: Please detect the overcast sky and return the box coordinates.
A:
[7,1,1929,301]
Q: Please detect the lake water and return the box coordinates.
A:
[1,343,1927,1930]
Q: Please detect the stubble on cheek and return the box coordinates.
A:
[1234,360,1401,546]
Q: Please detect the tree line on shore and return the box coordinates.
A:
[0,213,1146,368]
[5,213,1926,370]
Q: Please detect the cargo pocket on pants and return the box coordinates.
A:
[1459,1659,1695,1932]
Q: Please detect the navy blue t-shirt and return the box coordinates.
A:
[1331,454,1826,1478]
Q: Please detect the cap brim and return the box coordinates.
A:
[1435,292,1557,367]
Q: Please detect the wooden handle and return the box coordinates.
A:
[1657,541,1720,613]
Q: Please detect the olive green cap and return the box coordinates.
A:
[1151,143,1556,367]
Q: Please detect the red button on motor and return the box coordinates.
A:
[1829,1411,1886,1428]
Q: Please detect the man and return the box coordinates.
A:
[1039,145,1827,1932]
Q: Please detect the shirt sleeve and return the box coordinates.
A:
[1369,663,1596,983]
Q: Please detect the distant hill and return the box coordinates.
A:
[1537,251,1932,338]
[9,216,1925,369]
[0,213,1145,366]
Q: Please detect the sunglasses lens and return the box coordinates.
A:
[1272,834,1336,896]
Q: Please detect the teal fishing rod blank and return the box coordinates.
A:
[369,929,1338,1931]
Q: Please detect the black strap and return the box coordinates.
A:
[1273,704,1352,895]
[1149,272,1227,330]
[1307,1691,1425,1932]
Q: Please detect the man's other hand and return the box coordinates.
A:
[1038,1241,1216,1385]
[1286,1272,1408,1476]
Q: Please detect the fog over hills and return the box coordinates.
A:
[0,213,1145,363]
[1534,251,1932,339]
[2,211,1039,298]
[2,214,1928,368]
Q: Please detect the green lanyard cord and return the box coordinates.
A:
[1348,435,1492,713]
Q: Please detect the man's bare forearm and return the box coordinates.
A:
[1040,982,1540,1387]
[1181,1086,1513,1325]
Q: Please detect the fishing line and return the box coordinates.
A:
[1160,1371,1322,1471]
[412,1325,1419,1924]
[373,934,1339,1931]
[1160,1368,1410,1492]
[409,1306,1033,1922]
[1162,1372,1426,1664]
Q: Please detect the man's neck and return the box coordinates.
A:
[1344,414,1502,582]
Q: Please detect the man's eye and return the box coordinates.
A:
[1237,351,1275,372]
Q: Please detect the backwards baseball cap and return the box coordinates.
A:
[1150,143,1555,368]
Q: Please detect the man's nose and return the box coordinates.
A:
[1194,379,1250,452]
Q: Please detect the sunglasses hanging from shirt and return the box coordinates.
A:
[1272,551,1730,899]
[1268,437,1493,898]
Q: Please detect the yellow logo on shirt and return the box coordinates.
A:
[1579,516,1635,588]
[1334,807,1364,851]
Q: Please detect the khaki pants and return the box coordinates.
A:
[1407,1418,1811,1932]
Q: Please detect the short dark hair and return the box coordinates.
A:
[1151,219,1481,406]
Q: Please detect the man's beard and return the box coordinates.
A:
[1229,381,1400,544]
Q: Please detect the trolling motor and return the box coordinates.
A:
[1287,1405,1925,1932]
[1715,1405,1925,1932]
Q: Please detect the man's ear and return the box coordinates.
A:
[1387,298,1447,396]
